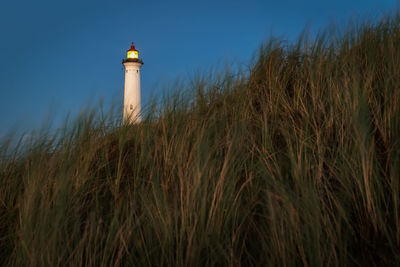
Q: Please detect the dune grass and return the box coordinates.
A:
[1,13,400,266]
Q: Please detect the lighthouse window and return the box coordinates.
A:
[130,104,133,110]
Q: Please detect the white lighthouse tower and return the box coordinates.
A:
[122,42,143,123]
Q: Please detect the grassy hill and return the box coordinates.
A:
[1,13,400,266]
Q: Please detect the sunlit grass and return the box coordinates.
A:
[1,12,400,266]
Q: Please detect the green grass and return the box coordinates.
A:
[1,12,400,266]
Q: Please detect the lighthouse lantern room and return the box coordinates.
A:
[127,43,139,60]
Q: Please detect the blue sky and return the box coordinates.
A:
[0,0,397,133]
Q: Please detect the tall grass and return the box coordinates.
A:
[1,13,400,266]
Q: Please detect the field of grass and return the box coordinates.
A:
[1,13,400,266]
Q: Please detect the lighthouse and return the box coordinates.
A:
[122,42,143,123]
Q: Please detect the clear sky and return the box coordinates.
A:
[0,0,397,133]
